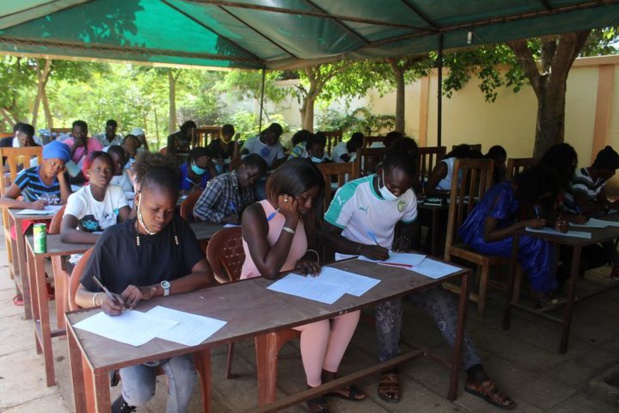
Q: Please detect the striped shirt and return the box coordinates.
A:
[572,167,606,201]
[13,166,63,204]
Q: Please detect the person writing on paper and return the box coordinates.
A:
[459,165,562,307]
[60,151,131,245]
[75,152,214,413]
[192,154,266,224]
[0,140,72,210]
[179,147,217,194]
[206,123,240,172]
[241,159,366,413]
[322,150,515,409]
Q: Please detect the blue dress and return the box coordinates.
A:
[458,181,557,292]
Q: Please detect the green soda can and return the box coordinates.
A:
[33,223,47,254]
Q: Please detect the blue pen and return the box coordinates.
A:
[367,230,380,246]
[229,201,238,216]
[266,208,280,221]
[534,206,540,218]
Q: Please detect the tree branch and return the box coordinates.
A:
[550,30,590,81]
[508,39,542,96]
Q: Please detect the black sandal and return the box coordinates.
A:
[306,396,330,413]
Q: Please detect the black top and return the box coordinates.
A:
[0,136,41,147]
[207,139,235,160]
[81,214,204,294]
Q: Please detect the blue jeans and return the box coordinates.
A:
[376,287,481,370]
[120,355,197,413]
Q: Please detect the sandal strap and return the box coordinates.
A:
[475,380,513,406]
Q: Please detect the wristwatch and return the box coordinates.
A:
[160,280,171,297]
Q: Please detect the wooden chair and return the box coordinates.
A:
[417,146,446,190]
[179,190,203,223]
[68,247,210,412]
[362,135,385,148]
[505,157,538,180]
[192,126,222,147]
[50,127,71,138]
[0,132,13,139]
[452,143,482,152]
[0,147,44,279]
[317,161,360,213]
[356,147,386,176]
[321,130,342,154]
[206,227,300,391]
[443,158,516,316]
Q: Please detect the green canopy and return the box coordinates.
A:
[0,0,618,69]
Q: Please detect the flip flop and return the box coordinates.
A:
[13,295,24,306]
[326,384,367,401]
[377,372,400,403]
[465,379,516,410]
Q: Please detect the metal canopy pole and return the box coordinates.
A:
[258,68,266,133]
[437,34,443,147]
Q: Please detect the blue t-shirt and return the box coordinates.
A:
[14,166,63,204]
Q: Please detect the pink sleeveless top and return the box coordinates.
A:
[240,200,307,279]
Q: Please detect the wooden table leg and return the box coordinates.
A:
[51,256,67,330]
[67,323,88,412]
[93,368,111,413]
[448,269,470,400]
[34,250,55,386]
[255,333,278,406]
[15,219,32,319]
[194,349,212,413]
[560,245,582,354]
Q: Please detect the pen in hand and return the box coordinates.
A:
[92,275,123,308]
[229,201,238,216]
[367,230,381,247]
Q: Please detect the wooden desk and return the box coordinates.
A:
[26,234,91,386]
[7,209,55,319]
[503,223,619,353]
[66,258,471,412]
[189,222,226,241]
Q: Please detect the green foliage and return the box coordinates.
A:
[216,70,288,103]
[316,107,395,137]
[581,27,619,56]
[0,56,35,128]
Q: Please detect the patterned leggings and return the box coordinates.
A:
[375,287,481,370]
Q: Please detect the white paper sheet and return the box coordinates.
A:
[314,267,380,296]
[223,223,241,228]
[146,306,227,346]
[73,310,178,347]
[15,205,63,215]
[412,258,461,279]
[358,251,426,269]
[267,274,349,304]
[525,227,592,239]
[590,217,619,228]
[569,218,612,228]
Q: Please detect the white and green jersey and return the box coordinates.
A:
[324,174,417,258]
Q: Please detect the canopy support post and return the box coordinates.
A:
[258,68,266,133]
[437,34,443,147]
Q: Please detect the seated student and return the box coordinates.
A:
[130,127,150,153]
[122,134,141,166]
[0,140,72,210]
[288,129,313,160]
[75,152,214,413]
[1,123,40,172]
[241,159,366,413]
[60,151,131,244]
[179,147,217,194]
[62,120,104,167]
[193,154,266,224]
[207,123,240,173]
[167,120,196,159]
[107,145,134,193]
[331,132,363,163]
[322,150,515,409]
[241,123,286,169]
[484,145,507,184]
[571,145,619,280]
[459,164,563,305]
[94,119,123,147]
[425,144,479,196]
[306,133,329,164]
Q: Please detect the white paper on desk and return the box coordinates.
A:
[223,223,241,228]
[413,258,460,279]
[316,267,380,296]
[74,310,178,347]
[590,217,619,228]
[267,274,349,304]
[146,306,227,346]
[15,205,63,215]
[525,227,592,239]
[358,251,426,268]
[570,218,611,228]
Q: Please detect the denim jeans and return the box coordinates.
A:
[120,354,197,413]
[376,287,481,370]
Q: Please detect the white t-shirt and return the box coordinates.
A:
[324,175,417,259]
[64,184,128,233]
[331,141,350,163]
[110,169,134,193]
[242,136,285,167]
[436,157,456,190]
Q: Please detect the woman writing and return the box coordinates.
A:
[241,159,366,413]
[75,152,214,413]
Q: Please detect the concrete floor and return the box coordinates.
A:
[1,231,619,412]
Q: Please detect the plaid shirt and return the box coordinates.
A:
[193,171,254,223]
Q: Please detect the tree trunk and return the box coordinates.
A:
[302,95,316,131]
[168,70,177,134]
[31,59,51,129]
[42,91,53,131]
[533,80,566,158]
[390,60,406,133]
